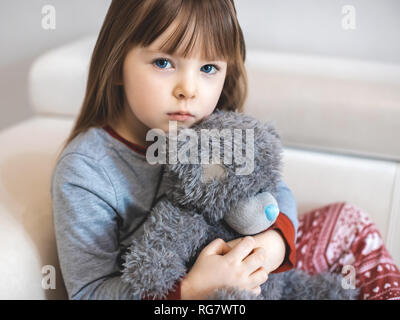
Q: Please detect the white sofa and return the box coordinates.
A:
[1,35,399,299]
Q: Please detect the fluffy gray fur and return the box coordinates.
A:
[121,109,359,300]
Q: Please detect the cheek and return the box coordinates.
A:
[123,70,168,112]
[201,77,226,111]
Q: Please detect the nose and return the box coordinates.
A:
[173,71,197,100]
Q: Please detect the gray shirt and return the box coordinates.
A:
[51,126,298,300]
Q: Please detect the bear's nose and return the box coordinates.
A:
[265,204,279,221]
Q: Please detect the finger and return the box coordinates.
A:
[243,247,266,273]
[226,238,242,249]
[201,238,231,256]
[225,236,256,263]
[248,267,269,288]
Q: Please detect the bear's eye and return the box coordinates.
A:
[200,164,227,183]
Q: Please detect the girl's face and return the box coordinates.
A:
[117,21,228,146]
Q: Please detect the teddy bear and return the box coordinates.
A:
[121,109,359,300]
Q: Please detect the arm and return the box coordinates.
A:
[51,154,139,300]
[252,229,286,273]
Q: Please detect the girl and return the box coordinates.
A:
[51,0,297,300]
[51,0,399,300]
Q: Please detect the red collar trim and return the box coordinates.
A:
[103,125,147,156]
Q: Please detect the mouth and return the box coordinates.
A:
[167,111,194,121]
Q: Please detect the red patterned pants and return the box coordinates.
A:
[295,202,400,300]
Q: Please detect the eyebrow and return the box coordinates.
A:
[144,48,224,64]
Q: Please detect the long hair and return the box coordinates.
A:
[59,0,247,157]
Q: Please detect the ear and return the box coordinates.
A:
[200,163,227,183]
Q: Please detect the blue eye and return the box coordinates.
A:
[153,58,172,69]
[201,65,218,75]
[153,58,219,75]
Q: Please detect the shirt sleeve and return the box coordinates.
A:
[51,153,139,300]
[269,179,298,273]
[275,180,298,241]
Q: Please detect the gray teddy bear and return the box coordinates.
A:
[121,109,359,300]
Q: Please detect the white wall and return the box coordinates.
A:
[0,0,399,130]
[0,0,111,130]
[236,0,400,64]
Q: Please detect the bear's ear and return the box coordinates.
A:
[200,163,227,183]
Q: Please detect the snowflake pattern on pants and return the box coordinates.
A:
[295,202,400,300]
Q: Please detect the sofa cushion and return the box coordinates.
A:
[244,51,400,161]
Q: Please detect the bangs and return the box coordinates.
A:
[132,0,239,63]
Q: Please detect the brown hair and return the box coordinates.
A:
[58,0,247,157]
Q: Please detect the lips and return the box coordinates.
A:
[167,111,194,117]
[167,111,194,121]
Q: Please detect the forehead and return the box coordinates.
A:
[144,18,224,62]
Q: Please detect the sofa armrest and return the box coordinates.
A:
[0,116,74,299]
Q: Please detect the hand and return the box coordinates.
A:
[226,236,270,272]
[226,236,271,278]
[226,237,244,249]
[181,237,269,299]
[227,229,286,274]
